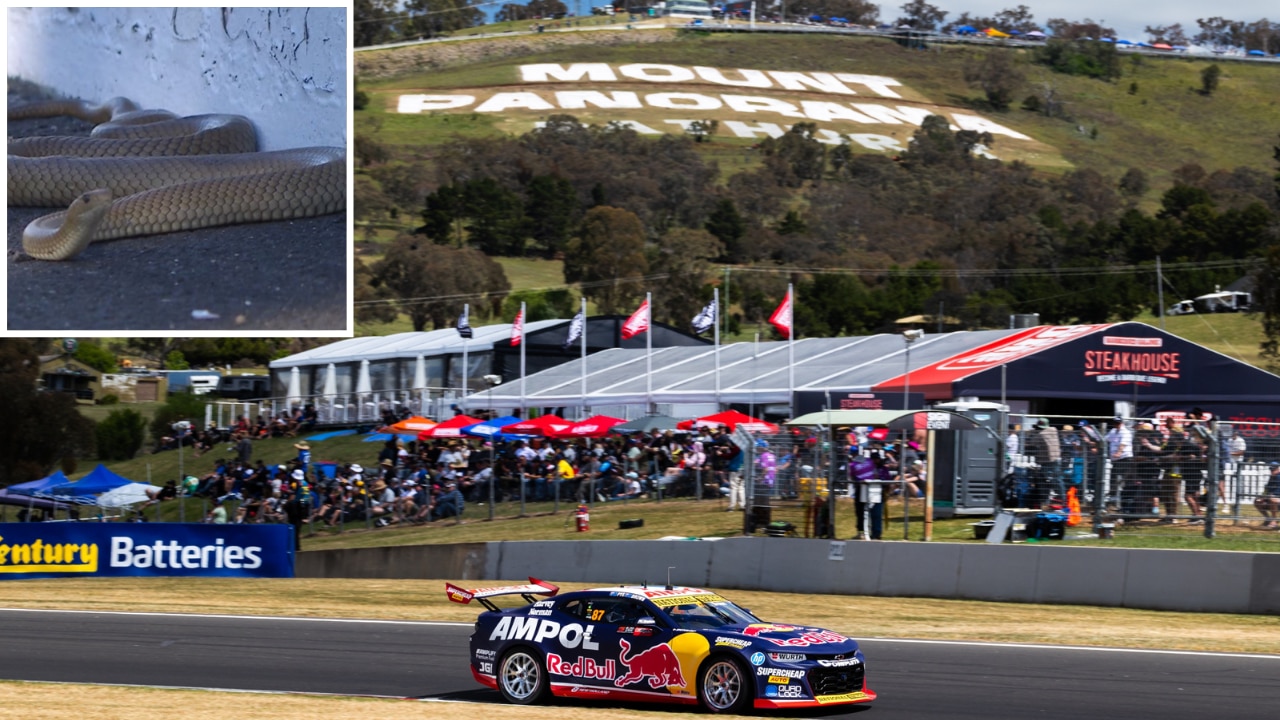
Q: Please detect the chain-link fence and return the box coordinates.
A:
[742,417,1280,540]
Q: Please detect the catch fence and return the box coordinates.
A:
[742,418,1280,540]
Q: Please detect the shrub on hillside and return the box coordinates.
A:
[97,408,147,462]
[150,392,208,444]
[1034,39,1122,81]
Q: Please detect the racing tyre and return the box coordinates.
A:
[699,656,752,714]
[498,648,549,705]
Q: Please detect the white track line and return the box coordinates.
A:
[5,607,1278,661]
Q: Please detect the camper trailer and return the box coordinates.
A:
[1193,289,1252,313]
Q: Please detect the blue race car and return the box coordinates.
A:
[446,577,876,712]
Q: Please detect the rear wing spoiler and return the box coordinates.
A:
[446,577,560,612]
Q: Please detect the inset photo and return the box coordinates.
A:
[7,6,349,333]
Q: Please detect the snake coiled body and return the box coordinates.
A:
[8,97,345,260]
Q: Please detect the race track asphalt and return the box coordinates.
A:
[2,608,1278,719]
[7,88,349,332]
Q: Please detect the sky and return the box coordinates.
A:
[925,2,1272,42]
[511,2,1272,44]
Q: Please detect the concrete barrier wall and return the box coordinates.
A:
[296,538,1280,615]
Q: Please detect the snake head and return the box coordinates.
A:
[22,188,115,261]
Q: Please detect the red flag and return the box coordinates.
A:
[620,299,650,340]
[769,289,793,339]
[510,308,524,346]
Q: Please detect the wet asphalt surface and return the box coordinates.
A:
[7,90,349,332]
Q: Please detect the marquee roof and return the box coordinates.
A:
[469,322,1280,410]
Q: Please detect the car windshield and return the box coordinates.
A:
[653,593,761,629]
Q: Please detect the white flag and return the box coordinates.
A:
[456,304,473,339]
[691,299,717,336]
[564,310,584,349]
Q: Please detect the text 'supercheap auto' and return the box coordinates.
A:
[447,577,876,713]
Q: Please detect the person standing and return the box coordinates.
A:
[1107,417,1135,512]
[722,441,745,511]
[1255,462,1280,529]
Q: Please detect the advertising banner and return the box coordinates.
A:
[0,523,294,580]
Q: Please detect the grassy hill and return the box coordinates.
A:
[353,27,1280,339]
[356,27,1280,190]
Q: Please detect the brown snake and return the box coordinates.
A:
[8,97,345,260]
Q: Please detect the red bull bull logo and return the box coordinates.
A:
[616,639,686,689]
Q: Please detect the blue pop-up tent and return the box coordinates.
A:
[5,470,70,496]
[50,464,134,498]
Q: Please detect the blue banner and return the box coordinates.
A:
[0,523,294,580]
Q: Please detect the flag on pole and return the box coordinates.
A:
[510,307,524,346]
[620,298,651,340]
[563,309,585,349]
[769,288,793,339]
[691,299,717,336]
[456,304,473,339]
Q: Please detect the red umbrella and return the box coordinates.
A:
[418,414,484,440]
[678,410,779,433]
[555,415,626,439]
[501,414,573,436]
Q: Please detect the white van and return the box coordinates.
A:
[188,375,221,395]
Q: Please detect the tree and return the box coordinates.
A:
[374,238,511,331]
[497,0,566,22]
[648,228,724,327]
[74,341,117,373]
[354,0,397,47]
[355,257,399,326]
[759,123,828,187]
[525,175,579,259]
[164,351,190,370]
[400,0,483,40]
[1118,168,1150,203]
[502,289,577,322]
[896,0,947,30]
[150,392,207,445]
[705,198,747,262]
[1200,64,1222,95]
[1045,17,1116,41]
[564,206,648,314]
[96,408,147,462]
[1034,37,1122,80]
[964,51,1025,110]
[1144,23,1189,46]
[0,340,96,486]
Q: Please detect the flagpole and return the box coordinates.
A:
[520,301,527,419]
[580,296,588,417]
[713,287,721,406]
[646,292,653,414]
[461,303,469,413]
[788,283,795,416]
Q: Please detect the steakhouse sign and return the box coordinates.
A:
[395,62,1049,159]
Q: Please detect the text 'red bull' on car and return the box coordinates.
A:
[446,577,876,713]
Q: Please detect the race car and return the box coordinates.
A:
[446,577,875,712]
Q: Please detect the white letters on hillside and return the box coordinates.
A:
[398,62,1036,156]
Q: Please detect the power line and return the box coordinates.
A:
[353,257,1260,308]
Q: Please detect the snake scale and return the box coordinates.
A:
[8,97,345,261]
